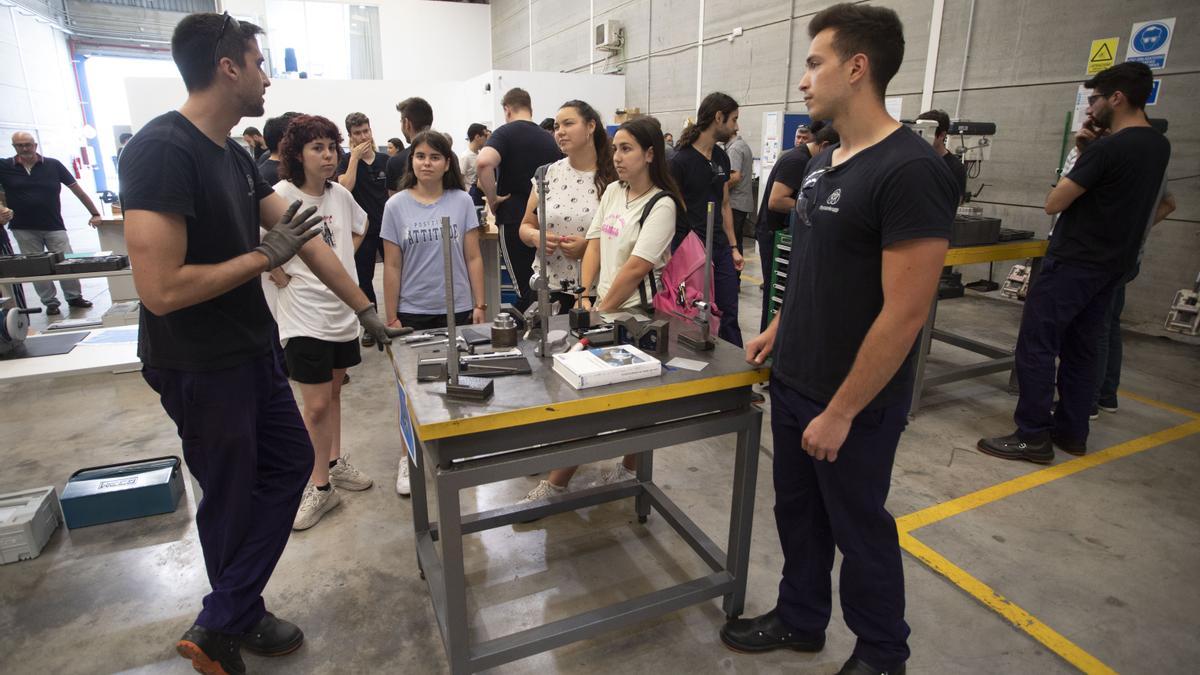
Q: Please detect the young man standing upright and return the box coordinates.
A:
[460,122,490,206]
[720,5,957,674]
[978,61,1170,463]
[337,112,390,345]
[475,87,562,307]
[119,13,402,675]
[385,96,433,195]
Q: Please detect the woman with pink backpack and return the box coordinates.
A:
[517,116,683,504]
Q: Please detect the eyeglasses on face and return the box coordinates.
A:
[1086,92,1112,106]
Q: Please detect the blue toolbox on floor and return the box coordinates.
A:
[60,456,184,529]
[0,486,62,564]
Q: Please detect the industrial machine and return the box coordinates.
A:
[0,297,42,357]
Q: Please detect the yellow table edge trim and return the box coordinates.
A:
[413,367,770,440]
[943,240,1049,266]
[900,532,1118,675]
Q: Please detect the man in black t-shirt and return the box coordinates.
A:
[337,112,390,343]
[754,144,811,330]
[979,62,1170,464]
[916,109,966,202]
[118,14,402,674]
[670,91,745,346]
[720,8,956,673]
[475,87,563,307]
[385,96,432,194]
[257,111,299,185]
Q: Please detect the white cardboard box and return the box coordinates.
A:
[552,344,661,389]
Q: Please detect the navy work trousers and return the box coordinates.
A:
[354,226,382,305]
[770,377,911,670]
[1013,256,1118,443]
[144,351,313,634]
[712,244,743,347]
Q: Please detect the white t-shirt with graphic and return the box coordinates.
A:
[270,180,367,343]
[530,158,598,291]
[585,181,676,310]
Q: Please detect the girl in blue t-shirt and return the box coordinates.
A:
[380,130,486,494]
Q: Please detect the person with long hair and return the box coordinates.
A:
[516,99,617,312]
[671,91,745,347]
[270,114,376,531]
[381,129,486,495]
[519,116,681,504]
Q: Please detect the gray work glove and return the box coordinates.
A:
[255,200,323,269]
[357,305,413,350]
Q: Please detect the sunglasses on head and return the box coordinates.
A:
[212,12,240,66]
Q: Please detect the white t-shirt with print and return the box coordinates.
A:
[530,158,598,291]
[585,181,676,310]
[270,180,367,343]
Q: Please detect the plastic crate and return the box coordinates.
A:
[0,486,62,564]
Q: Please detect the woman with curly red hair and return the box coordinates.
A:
[271,114,376,530]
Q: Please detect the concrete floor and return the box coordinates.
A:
[2,245,1198,674]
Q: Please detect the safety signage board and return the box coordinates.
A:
[1147,79,1161,106]
[1126,18,1174,69]
[1087,37,1118,75]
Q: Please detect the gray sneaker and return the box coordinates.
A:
[518,479,567,505]
[589,464,636,488]
[329,456,373,491]
[293,483,340,530]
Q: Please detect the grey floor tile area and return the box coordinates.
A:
[1,246,1197,674]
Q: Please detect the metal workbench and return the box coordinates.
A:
[392,316,768,673]
[910,239,1050,415]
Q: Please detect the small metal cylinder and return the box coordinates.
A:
[491,312,519,349]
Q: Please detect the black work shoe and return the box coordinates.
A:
[720,609,824,653]
[977,433,1054,464]
[837,656,906,675]
[241,612,304,656]
[176,624,245,675]
[67,298,93,308]
[45,304,61,316]
[361,332,376,348]
[1051,434,1087,457]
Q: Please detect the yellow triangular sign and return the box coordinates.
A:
[1091,42,1113,63]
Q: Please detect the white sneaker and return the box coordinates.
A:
[329,456,373,491]
[293,483,340,530]
[589,464,636,488]
[396,456,411,497]
[518,479,567,505]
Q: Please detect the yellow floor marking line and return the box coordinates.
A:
[1116,389,1200,419]
[897,419,1200,533]
[900,532,1118,675]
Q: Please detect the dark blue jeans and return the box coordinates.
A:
[713,244,743,347]
[770,376,911,670]
[1014,256,1119,443]
[143,351,313,634]
[1093,281,1127,409]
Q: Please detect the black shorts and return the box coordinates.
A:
[283,336,361,384]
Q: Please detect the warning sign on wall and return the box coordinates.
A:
[1126,18,1175,70]
[1087,37,1119,75]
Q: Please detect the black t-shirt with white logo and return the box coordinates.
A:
[484,120,563,224]
[670,144,732,248]
[773,126,958,409]
[337,152,389,235]
[118,111,276,372]
[1051,126,1170,275]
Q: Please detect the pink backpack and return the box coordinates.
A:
[635,193,720,331]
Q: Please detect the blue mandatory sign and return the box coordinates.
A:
[1132,23,1169,54]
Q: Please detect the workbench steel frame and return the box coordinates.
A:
[910,240,1049,415]
[409,387,762,674]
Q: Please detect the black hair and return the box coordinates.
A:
[677,92,738,148]
[916,109,950,136]
[615,117,684,212]
[814,125,840,147]
[540,118,556,132]
[242,126,262,137]
[118,132,133,143]
[466,123,489,141]
[388,137,404,151]
[396,97,433,131]
[558,99,617,198]
[809,3,905,98]
[809,119,827,135]
[1084,61,1154,110]
[263,111,300,153]
[398,130,465,192]
[171,12,264,93]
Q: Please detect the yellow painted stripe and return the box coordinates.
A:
[1117,389,1200,419]
[415,368,769,439]
[943,240,1049,266]
[900,532,1118,675]
[897,419,1200,533]
[742,276,763,286]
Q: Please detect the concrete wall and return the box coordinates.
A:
[497,0,1199,336]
